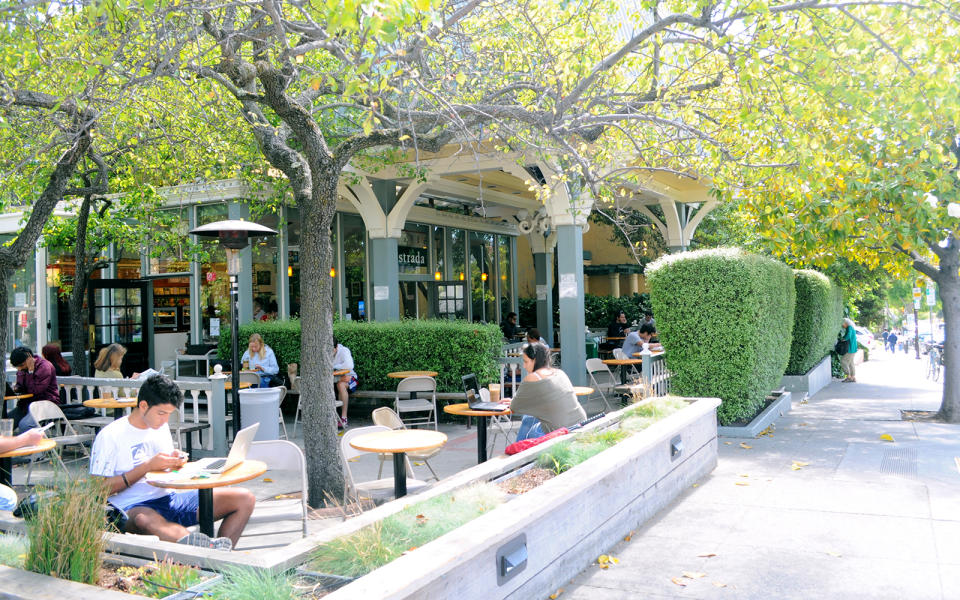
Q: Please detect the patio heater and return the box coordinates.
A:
[189,219,278,439]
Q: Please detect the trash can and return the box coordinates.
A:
[585,338,599,359]
[238,387,283,441]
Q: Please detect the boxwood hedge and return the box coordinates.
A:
[219,319,502,393]
[786,270,844,375]
[646,248,796,425]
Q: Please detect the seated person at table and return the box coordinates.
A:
[509,343,586,441]
[332,337,357,429]
[89,375,255,550]
[42,343,72,377]
[0,428,45,510]
[525,328,548,346]
[501,312,519,340]
[94,343,140,397]
[621,324,661,358]
[240,333,279,388]
[602,311,630,351]
[10,347,61,432]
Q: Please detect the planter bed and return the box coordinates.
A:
[315,396,720,600]
[717,389,792,438]
[781,355,832,399]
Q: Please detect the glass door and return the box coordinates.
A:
[88,279,153,376]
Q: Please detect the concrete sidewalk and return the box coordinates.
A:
[563,349,959,600]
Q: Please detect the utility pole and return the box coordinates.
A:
[912,280,922,360]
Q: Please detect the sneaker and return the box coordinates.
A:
[177,532,233,551]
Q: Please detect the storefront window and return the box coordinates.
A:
[251,211,280,319]
[447,228,466,282]
[2,235,37,351]
[146,207,191,275]
[287,207,301,317]
[341,214,367,321]
[469,232,496,323]
[398,224,429,276]
[497,235,513,321]
[197,203,229,342]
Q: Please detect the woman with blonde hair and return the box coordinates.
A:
[94,343,136,397]
[240,333,279,387]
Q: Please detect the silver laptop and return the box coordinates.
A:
[466,387,509,412]
[192,423,259,473]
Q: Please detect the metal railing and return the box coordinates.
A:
[640,353,672,397]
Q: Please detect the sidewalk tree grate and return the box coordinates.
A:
[880,448,918,479]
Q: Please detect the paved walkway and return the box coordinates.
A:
[563,348,959,600]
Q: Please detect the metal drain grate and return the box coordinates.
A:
[880,448,919,478]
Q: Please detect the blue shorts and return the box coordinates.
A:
[337,375,358,393]
[127,491,199,527]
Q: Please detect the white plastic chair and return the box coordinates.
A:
[159,360,176,377]
[394,376,437,430]
[26,401,95,483]
[340,426,428,502]
[585,359,615,412]
[371,407,441,481]
[242,440,308,545]
[612,348,640,381]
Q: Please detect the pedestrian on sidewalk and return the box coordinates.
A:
[886,330,898,353]
[839,318,859,382]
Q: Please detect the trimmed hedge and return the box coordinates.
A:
[646,248,796,425]
[786,270,844,375]
[220,319,502,393]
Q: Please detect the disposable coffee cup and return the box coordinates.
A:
[0,419,12,437]
[488,384,501,404]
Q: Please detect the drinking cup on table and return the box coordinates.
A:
[488,384,501,404]
[242,360,250,370]
[0,419,13,437]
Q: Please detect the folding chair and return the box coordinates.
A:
[27,401,95,483]
[340,426,428,503]
[242,440,308,545]
[585,358,616,412]
[394,376,438,429]
[371,407,441,481]
[613,348,641,381]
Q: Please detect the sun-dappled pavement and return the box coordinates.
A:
[561,348,960,600]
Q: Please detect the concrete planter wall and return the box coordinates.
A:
[324,397,721,600]
[717,390,792,438]
[781,355,831,399]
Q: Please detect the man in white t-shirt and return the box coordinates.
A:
[89,375,255,550]
[332,336,358,429]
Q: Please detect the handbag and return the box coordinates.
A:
[61,403,97,420]
[834,339,848,355]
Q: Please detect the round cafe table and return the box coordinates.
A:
[602,358,644,385]
[350,430,446,498]
[443,402,511,464]
[0,438,56,487]
[573,386,594,397]
[2,394,31,419]
[147,459,267,537]
[387,371,439,402]
[84,397,137,420]
[224,381,253,391]
[333,369,350,377]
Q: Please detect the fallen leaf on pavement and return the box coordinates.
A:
[739,474,749,478]
[697,552,718,558]
[670,577,687,587]
[758,425,774,437]
[735,481,749,486]
[879,434,895,442]
[549,589,564,599]
[682,571,706,579]
[799,422,810,426]
[692,483,699,488]
[826,551,842,558]
[624,531,634,542]
[791,460,810,471]
[262,478,273,483]
[724,441,732,445]
[740,442,752,449]
[713,582,728,588]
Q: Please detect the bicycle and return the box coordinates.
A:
[927,344,943,381]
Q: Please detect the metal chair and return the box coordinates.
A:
[26,401,95,483]
[371,407,441,481]
[394,376,438,429]
[239,371,262,388]
[290,375,343,438]
[585,358,615,412]
[242,440,308,546]
[612,348,640,381]
[339,426,428,502]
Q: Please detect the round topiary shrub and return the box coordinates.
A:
[786,270,844,375]
[646,248,796,425]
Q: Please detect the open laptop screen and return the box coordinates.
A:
[461,373,479,402]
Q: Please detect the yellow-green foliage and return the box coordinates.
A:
[620,397,689,433]
[119,560,204,598]
[0,534,27,569]
[311,484,507,577]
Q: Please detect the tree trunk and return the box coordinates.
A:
[69,195,95,376]
[935,245,960,422]
[299,173,346,506]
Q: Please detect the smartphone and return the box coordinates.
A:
[30,422,55,434]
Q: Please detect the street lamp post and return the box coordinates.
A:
[189,220,277,438]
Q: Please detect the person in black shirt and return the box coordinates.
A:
[501,312,519,340]
[606,311,630,339]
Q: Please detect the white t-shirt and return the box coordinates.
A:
[332,345,356,379]
[89,416,174,510]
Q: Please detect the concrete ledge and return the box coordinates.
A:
[325,397,721,600]
[717,390,792,438]
[781,355,832,399]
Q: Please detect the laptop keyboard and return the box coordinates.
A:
[206,458,226,470]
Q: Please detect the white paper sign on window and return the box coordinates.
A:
[536,284,548,300]
[14,293,26,307]
[374,286,390,301]
[210,318,220,337]
[559,274,578,299]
